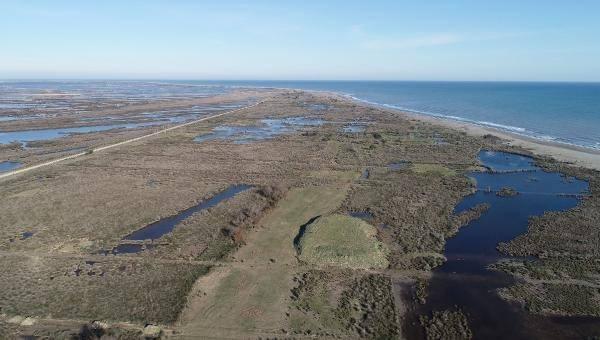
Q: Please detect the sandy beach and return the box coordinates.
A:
[316,91,600,171]
[404,111,600,171]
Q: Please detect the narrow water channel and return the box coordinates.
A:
[407,150,599,339]
[124,184,252,241]
[108,184,252,254]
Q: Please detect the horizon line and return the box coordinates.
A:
[1,78,600,84]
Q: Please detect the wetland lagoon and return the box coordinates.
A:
[1,82,599,339]
[408,151,596,339]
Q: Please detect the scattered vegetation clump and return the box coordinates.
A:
[289,270,399,338]
[482,133,502,144]
[411,163,457,177]
[499,282,600,317]
[496,186,519,197]
[492,258,600,316]
[414,279,429,304]
[289,270,348,336]
[297,214,389,269]
[257,184,287,203]
[337,273,399,338]
[419,309,472,340]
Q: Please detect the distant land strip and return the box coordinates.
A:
[0,101,262,180]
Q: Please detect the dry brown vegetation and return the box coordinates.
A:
[0,255,210,323]
[289,269,399,338]
[1,87,598,338]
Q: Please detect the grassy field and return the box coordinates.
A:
[297,214,389,269]
[177,185,351,338]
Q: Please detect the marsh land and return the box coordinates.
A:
[1,83,599,339]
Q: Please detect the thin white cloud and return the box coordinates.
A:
[362,33,463,50]
[354,27,530,50]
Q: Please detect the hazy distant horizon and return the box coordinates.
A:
[1,78,600,84]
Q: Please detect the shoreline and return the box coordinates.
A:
[403,110,600,171]
[314,90,600,171]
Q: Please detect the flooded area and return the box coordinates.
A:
[0,81,233,115]
[407,151,596,339]
[0,81,254,147]
[0,121,166,145]
[194,117,324,144]
[361,168,370,179]
[110,243,156,255]
[20,231,34,240]
[0,160,22,173]
[349,211,374,221]
[0,115,38,122]
[303,103,330,112]
[0,104,249,146]
[389,161,410,170]
[342,122,367,133]
[124,184,251,241]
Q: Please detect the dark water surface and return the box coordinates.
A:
[0,121,165,145]
[194,117,323,144]
[408,151,598,339]
[349,211,374,221]
[0,160,22,173]
[124,184,252,241]
[389,161,410,170]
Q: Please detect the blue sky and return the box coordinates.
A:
[1,0,599,81]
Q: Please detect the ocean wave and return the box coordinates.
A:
[339,92,600,151]
[476,121,526,133]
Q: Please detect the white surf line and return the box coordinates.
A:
[0,102,261,180]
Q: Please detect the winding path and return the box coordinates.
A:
[0,101,261,180]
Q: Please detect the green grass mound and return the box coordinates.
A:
[297,214,389,269]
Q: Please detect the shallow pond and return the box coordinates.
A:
[304,103,330,111]
[478,150,537,172]
[361,168,370,179]
[389,161,410,170]
[194,117,323,144]
[0,101,251,145]
[0,160,22,173]
[348,211,374,221]
[342,123,367,133]
[0,121,165,145]
[407,150,597,339]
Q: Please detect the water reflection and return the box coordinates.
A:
[409,150,593,339]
